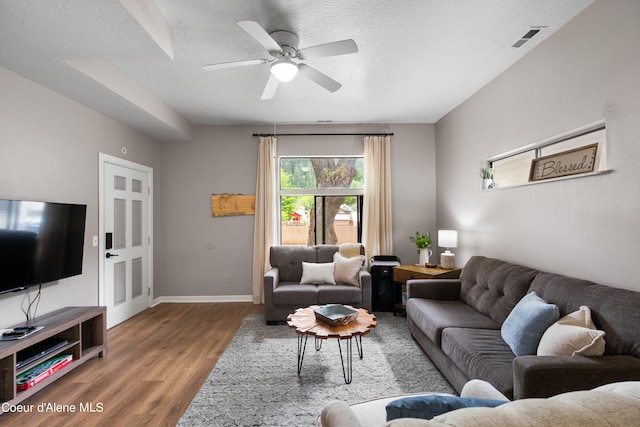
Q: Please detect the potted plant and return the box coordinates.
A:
[479,167,494,190]
[409,231,432,266]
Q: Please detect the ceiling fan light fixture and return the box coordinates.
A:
[271,59,298,82]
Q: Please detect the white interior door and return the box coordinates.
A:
[100,154,153,328]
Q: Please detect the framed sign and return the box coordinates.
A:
[529,143,598,182]
[211,193,255,217]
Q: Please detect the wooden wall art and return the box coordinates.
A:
[211,193,256,217]
[529,143,598,182]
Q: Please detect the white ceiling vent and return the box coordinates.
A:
[511,27,546,48]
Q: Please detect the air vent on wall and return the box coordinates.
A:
[511,26,546,48]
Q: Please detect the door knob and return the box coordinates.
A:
[106,252,119,259]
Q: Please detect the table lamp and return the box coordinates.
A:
[438,230,458,269]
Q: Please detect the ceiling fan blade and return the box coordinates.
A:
[297,39,358,60]
[237,20,282,52]
[260,73,279,100]
[297,64,342,92]
[202,58,268,71]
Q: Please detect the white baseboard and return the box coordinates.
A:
[152,295,253,306]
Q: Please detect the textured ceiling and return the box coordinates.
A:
[0,0,595,141]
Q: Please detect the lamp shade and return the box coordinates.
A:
[271,59,298,82]
[438,230,458,249]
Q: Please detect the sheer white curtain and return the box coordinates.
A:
[362,135,393,259]
[252,136,277,304]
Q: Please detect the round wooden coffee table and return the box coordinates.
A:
[287,305,377,384]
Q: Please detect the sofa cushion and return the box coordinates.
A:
[501,291,559,356]
[537,306,606,356]
[317,245,341,263]
[272,283,318,305]
[270,245,318,282]
[318,284,362,305]
[593,381,640,398]
[440,328,516,398]
[334,252,365,286]
[385,395,507,421]
[388,389,640,427]
[530,272,640,358]
[406,298,500,346]
[459,256,539,324]
[301,262,336,285]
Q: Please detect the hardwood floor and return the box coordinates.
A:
[1,302,263,427]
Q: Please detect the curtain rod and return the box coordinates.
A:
[252,133,394,137]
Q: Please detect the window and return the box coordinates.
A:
[489,124,606,188]
[492,151,536,188]
[279,157,364,245]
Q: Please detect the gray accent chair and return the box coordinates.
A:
[264,245,372,324]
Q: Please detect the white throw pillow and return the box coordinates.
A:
[537,306,606,356]
[300,262,336,285]
[333,252,365,287]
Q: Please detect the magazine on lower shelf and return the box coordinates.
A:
[16,354,73,392]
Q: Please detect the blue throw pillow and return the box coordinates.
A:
[385,395,508,421]
[501,291,560,356]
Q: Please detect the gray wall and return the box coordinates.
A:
[156,123,436,298]
[435,0,640,291]
[0,66,161,326]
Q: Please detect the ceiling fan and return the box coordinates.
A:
[203,21,358,100]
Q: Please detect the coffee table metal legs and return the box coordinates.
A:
[297,334,308,374]
[355,335,363,359]
[337,338,353,384]
[296,334,363,384]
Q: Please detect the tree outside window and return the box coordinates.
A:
[279,157,364,245]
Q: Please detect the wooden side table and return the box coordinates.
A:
[391,264,462,315]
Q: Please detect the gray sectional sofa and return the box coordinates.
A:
[406,255,640,399]
[264,245,371,324]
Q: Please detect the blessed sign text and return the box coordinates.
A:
[529,143,598,182]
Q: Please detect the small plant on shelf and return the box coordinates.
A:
[479,167,494,190]
[479,167,494,179]
[409,231,432,253]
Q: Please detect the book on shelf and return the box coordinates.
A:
[16,354,73,392]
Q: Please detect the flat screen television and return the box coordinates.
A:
[0,199,87,295]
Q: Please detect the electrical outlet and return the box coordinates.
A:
[224,274,230,283]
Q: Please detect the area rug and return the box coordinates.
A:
[178,313,454,426]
